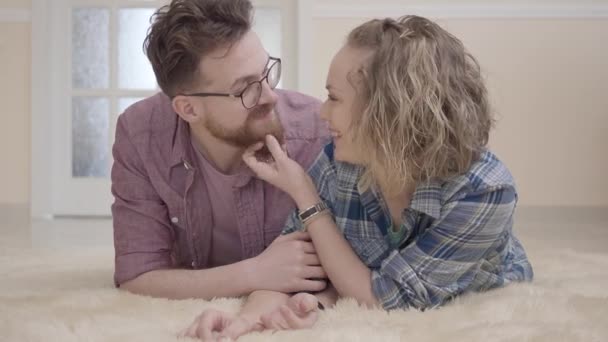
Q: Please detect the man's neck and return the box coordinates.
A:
[189,125,245,175]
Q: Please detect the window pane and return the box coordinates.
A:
[72,97,110,178]
[118,97,145,114]
[118,8,157,90]
[72,8,110,89]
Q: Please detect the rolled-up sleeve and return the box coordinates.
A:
[111,115,174,286]
[371,187,518,310]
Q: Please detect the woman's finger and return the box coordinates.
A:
[242,153,278,181]
[242,142,266,166]
[243,141,265,156]
[264,135,288,162]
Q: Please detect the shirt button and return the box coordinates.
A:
[191,261,196,268]
[171,217,179,224]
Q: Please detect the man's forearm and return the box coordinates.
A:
[120,258,258,300]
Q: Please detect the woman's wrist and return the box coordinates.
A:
[294,192,322,211]
[292,182,322,210]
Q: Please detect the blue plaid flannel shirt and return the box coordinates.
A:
[282,143,533,310]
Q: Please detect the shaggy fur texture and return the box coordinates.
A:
[1,227,607,342]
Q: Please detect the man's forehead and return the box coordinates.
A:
[198,32,268,87]
[201,53,267,88]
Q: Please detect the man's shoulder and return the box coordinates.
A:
[117,92,176,139]
[276,89,328,140]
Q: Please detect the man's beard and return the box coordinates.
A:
[204,103,285,158]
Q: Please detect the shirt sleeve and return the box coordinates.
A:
[111,115,174,286]
[281,143,336,236]
[371,187,517,310]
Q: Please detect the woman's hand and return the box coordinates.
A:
[243,135,320,208]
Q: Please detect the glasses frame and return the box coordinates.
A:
[176,56,281,109]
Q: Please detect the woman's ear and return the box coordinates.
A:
[172,95,204,123]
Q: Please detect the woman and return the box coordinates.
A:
[181,15,533,340]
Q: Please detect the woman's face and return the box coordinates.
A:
[320,45,372,164]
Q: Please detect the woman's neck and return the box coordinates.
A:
[379,182,416,229]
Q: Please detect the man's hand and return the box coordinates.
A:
[260,293,320,331]
[248,231,327,293]
[179,309,262,341]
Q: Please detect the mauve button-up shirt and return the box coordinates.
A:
[111,90,328,286]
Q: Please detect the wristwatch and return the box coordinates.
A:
[297,202,329,227]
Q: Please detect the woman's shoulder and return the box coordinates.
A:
[440,150,516,202]
[308,142,362,191]
[309,142,359,173]
[469,150,516,189]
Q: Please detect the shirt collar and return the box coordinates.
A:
[169,115,193,169]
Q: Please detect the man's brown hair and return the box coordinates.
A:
[144,0,253,97]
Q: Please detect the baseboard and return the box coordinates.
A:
[516,206,608,224]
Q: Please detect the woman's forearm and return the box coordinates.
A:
[300,206,380,308]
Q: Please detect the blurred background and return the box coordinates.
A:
[0,0,607,223]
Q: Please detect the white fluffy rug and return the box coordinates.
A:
[1,226,608,342]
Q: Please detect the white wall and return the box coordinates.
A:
[1,0,607,209]
[307,2,608,207]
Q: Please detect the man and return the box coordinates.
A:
[111,0,329,300]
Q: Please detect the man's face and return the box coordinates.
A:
[188,30,283,148]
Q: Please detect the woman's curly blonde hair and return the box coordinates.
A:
[347,15,494,194]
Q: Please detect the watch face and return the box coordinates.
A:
[299,202,327,222]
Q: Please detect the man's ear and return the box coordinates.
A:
[172,96,204,123]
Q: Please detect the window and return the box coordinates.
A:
[32,0,295,216]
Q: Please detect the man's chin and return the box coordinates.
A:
[249,109,274,121]
[248,119,284,144]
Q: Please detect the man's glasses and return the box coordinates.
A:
[177,57,281,109]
